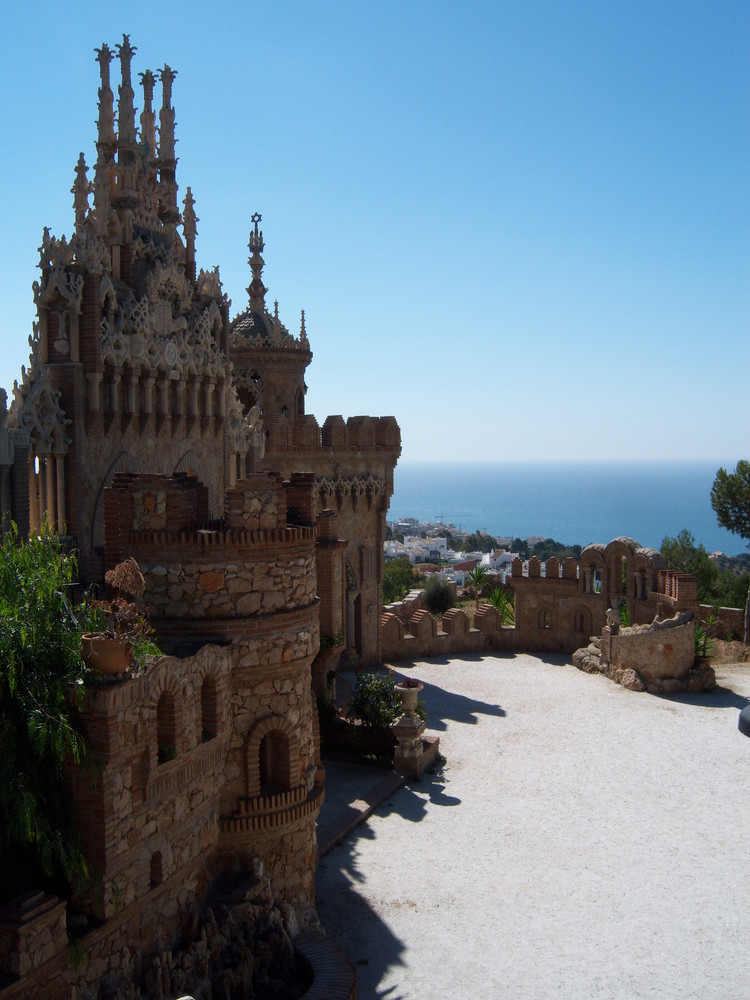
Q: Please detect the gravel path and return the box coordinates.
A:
[316,653,750,999]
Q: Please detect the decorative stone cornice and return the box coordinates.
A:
[314,473,385,499]
[8,330,70,455]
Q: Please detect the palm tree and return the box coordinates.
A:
[466,564,489,610]
[489,587,515,626]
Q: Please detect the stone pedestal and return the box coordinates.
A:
[391,714,426,779]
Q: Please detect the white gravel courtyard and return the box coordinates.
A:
[316,653,750,999]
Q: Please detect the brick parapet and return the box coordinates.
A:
[295,930,357,1000]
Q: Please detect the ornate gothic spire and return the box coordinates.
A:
[93,42,115,229]
[247,213,267,313]
[116,35,137,144]
[114,34,138,206]
[71,153,91,231]
[94,43,115,153]
[138,69,158,162]
[182,187,198,280]
[157,65,179,225]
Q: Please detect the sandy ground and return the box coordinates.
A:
[316,653,750,999]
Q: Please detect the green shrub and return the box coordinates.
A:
[695,612,717,658]
[0,523,89,902]
[423,575,456,616]
[348,672,401,729]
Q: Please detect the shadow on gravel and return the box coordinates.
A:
[317,763,461,997]
[317,822,409,999]
[656,685,749,710]
[393,676,506,733]
[379,769,461,818]
[390,651,518,667]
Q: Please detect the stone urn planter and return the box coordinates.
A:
[80,634,133,675]
[395,680,423,717]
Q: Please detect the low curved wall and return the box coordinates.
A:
[611,615,694,684]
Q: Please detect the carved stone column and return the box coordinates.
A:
[86,371,103,412]
[126,371,138,414]
[0,466,11,531]
[158,376,170,416]
[203,380,214,418]
[109,372,121,413]
[188,379,199,418]
[45,457,56,529]
[142,375,155,415]
[55,455,66,533]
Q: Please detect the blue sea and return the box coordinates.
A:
[388,461,746,556]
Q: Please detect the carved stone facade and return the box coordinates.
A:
[2,35,400,667]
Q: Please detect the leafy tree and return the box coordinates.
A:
[711,460,750,643]
[463,532,496,553]
[423,575,456,616]
[511,537,529,559]
[0,524,89,903]
[530,538,582,562]
[382,557,423,604]
[712,568,750,610]
[661,529,718,604]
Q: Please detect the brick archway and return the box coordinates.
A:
[244,715,300,798]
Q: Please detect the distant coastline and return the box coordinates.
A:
[388,460,746,557]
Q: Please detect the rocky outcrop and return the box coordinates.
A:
[96,866,314,1000]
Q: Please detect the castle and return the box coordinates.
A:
[0,36,397,998]
[0,34,718,1000]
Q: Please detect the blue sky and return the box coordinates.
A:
[0,1,747,463]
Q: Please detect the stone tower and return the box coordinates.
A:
[229,221,401,666]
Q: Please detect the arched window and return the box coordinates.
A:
[201,675,218,742]
[157,691,177,764]
[538,607,554,630]
[150,852,163,888]
[259,730,292,793]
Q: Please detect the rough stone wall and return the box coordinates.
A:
[610,615,695,684]
[700,603,745,639]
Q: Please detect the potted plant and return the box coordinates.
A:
[81,558,154,675]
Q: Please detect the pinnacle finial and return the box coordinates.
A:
[139,69,158,159]
[94,43,113,88]
[115,34,137,150]
[72,153,91,229]
[247,212,267,313]
[116,35,136,86]
[249,212,264,254]
[182,187,198,244]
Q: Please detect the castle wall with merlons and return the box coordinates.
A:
[382,540,700,662]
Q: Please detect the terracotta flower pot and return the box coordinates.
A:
[81,634,133,674]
